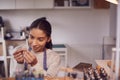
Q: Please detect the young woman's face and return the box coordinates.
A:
[28,28,50,53]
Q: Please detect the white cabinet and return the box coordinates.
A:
[16,0,54,9]
[53,44,68,67]
[34,0,54,9]
[0,0,91,9]
[0,0,15,9]
[0,0,54,9]
[16,0,34,9]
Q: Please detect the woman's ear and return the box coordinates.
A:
[47,37,51,42]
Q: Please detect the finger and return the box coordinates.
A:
[14,52,22,58]
[14,53,24,61]
[13,49,27,55]
[16,57,24,62]
[25,53,35,64]
[23,51,32,63]
[23,51,36,64]
[15,46,27,51]
[15,54,24,63]
[14,53,23,58]
[26,50,35,58]
[23,51,38,66]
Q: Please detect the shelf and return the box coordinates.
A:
[53,44,67,52]
[54,0,91,9]
[6,39,26,41]
[54,6,91,9]
[0,56,4,61]
[0,39,3,43]
[0,27,8,77]
[59,53,67,56]
[6,56,13,59]
[53,44,66,48]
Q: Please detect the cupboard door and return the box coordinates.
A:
[16,0,34,9]
[94,0,110,9]
[34,0,54,9]
[0,0,15,9]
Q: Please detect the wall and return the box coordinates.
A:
[110,4,117,37]
[0,8,110,67]
[104,4,117,60]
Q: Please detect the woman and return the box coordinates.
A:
[10,17,61,77]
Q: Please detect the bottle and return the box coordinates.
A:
[20,30,25,39]
[83,69,90,80]
[15,69,23,80]
[21,73,25,80]
[8,45,14,56]
[89,73,96,80]
[38,73,44,80]
[67,72,71,77]
[99,68,108,80]
[64,0,69,7]
[94,69,103,80]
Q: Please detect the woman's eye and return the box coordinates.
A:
[30,35,34,39]
[38,38,44,41]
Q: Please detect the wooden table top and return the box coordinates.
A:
[0,77,74,80]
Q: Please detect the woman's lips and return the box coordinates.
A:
[32,47,40,51]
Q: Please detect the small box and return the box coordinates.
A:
[73,62,92,72]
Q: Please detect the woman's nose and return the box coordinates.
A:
[32,39,38,46]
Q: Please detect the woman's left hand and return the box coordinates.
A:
[23,50,38,66]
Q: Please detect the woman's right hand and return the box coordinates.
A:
[13,49,25,64]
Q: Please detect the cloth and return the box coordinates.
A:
[10,44,61,77]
